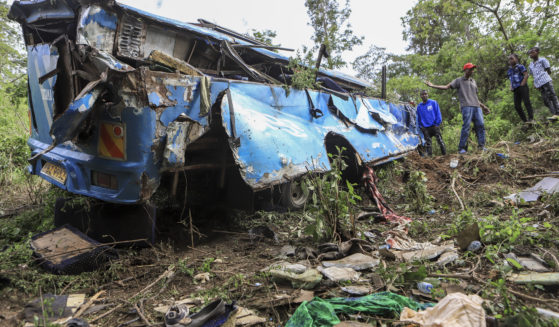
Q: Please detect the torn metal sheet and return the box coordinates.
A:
[77,6,118,52]
[51,87,102,144]
[163,118,204,167]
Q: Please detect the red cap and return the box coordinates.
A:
[463,63,477,71]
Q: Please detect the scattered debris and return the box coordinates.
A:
[467,241,482,252]
[455,223,480,251]
[505,253,550,272]
[30,225,116,274]
[385,230,457,263]
[279,245,296,257]
[248,225,278,243]
[317,266,361,283]
[23,294,86,326]
[286,292,426,327]
[164,304,191,326]
[193,272,211,283]
[504,177,559,204]
[340,286,371,296]
[400,293,486,327]
[362,166,412,224]
[536,307,559,321]
[417,281,434,294]
[321,253,380,271]
[269,268,323,290]
[234,307,267,326]
[450,158,459,168]
[154,298,203,314]
[509,272,559,285]
[263,261,308,274]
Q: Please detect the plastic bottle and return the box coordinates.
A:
[417,281,433,294]
[379,244,391,250]
[467,240,482,252]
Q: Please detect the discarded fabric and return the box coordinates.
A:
[285,292,427,327]
[400,293,486,327]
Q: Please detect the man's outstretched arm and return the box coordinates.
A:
[424,80,451,90]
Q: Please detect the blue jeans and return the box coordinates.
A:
[459,106,485,151]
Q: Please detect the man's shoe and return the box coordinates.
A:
[459,149,467,154]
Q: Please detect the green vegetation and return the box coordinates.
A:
[303,147,361,242]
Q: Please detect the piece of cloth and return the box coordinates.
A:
[450,77,480,108]
[507,64,527,90]
[400,293,486,327]
[416,99,442,128]
[286,292,426,327]
[362,166,411,224]
[529,57,552,88]
[199,76,211,116]
[421,126,446,156]
[539,81,559,115]
[513,84,533,122]
[458,106,485,151]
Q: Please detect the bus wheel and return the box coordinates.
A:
[280,180,309,210]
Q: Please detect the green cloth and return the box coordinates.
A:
[285,292,425,327]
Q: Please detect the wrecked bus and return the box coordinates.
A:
[9,1,420,239]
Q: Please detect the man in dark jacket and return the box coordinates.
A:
[416,90,446,156]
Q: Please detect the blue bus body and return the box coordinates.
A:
[10,0,420,207]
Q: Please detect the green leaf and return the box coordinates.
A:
[506,258,524,270]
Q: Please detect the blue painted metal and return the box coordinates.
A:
[27,44,58,144]
[220,82,419,189]
[15,0,420,205]
[51,88,101,144]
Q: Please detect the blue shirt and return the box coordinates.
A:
[529,58,552,88]
[507,64,527,90]
[416,99,442,128]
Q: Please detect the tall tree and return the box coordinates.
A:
[401,0,477,55]
[0,1,25,84]
[351,45,388,83]
[304,0,363,69]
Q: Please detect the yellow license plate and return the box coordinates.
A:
[41,162,67,184]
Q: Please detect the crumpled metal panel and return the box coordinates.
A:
[51,88,102,144]
[220,82,419,189]
[363,98,398,125]
[144,72,206,126]
[163,119,205,167]
[77,6,118,52]
[27,44,59,143]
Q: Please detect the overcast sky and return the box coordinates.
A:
[118,0,417,75]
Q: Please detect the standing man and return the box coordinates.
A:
[507,54,533,122]
[425,63,490,154]
[416,90,446,156]
[528,46,559,120]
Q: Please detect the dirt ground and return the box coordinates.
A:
[1,137,559,326]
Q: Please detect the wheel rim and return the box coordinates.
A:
[289,181,308,207]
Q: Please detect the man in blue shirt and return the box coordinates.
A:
[416,90,446,156]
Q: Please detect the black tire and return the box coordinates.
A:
[280,180,309,210]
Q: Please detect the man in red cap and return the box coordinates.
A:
[424,63,490,154]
